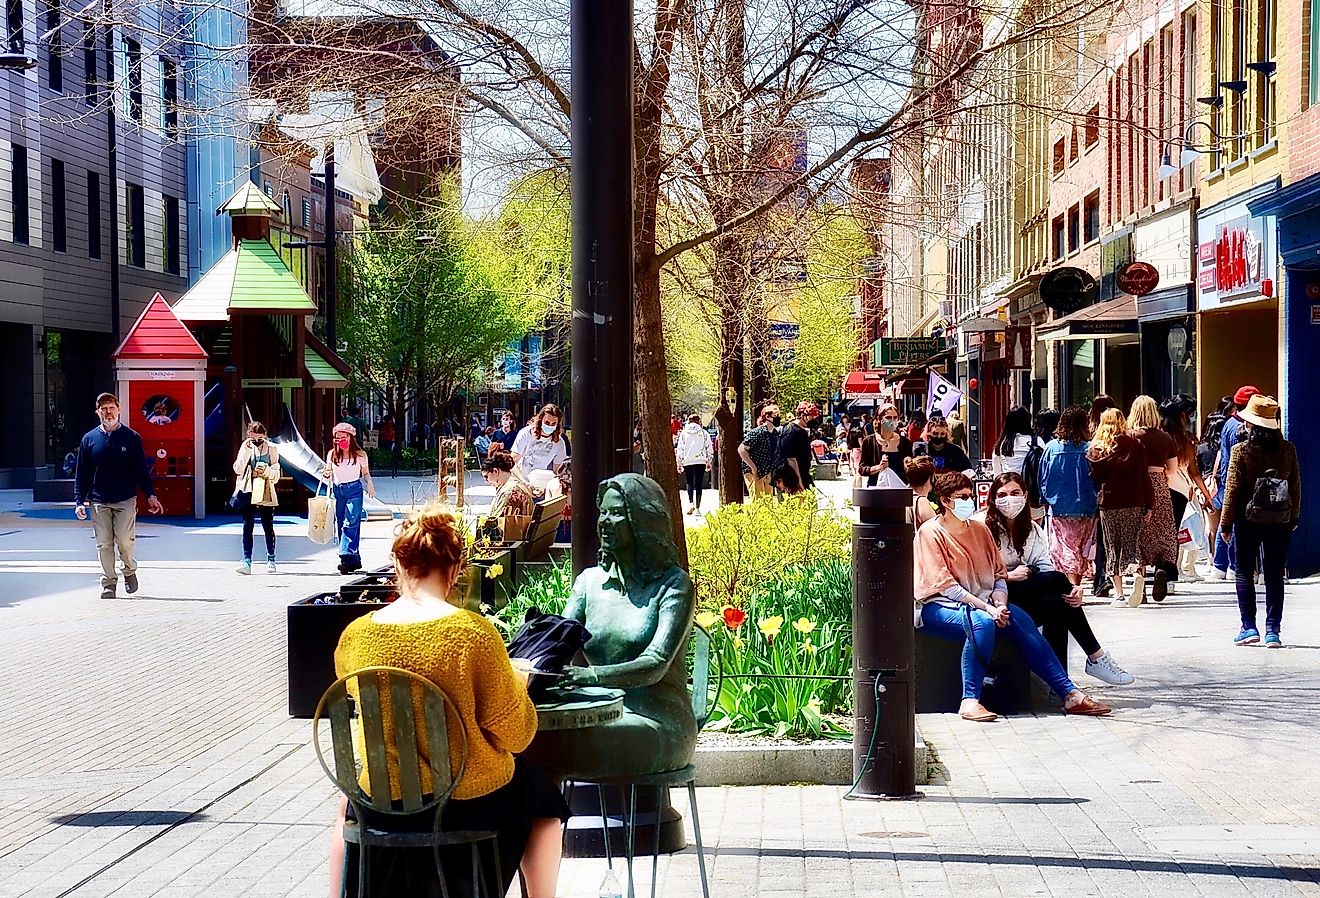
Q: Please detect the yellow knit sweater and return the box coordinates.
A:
[333,610,538,801]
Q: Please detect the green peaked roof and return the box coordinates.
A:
[218,182,284,218]
[173,240,317,319]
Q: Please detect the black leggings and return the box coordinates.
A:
[683,464,705,505]
[1007,570,1101,657]
[242,504,276,561]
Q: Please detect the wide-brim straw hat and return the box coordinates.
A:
[1238,395,1281,430]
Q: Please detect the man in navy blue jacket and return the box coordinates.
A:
[74,393,162,598]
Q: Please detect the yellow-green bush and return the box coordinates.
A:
[686,494,851,610]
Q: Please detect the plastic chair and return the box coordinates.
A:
[573,625,720,898]
[313,666,501,898]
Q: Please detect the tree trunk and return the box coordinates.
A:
[712,235,747,506]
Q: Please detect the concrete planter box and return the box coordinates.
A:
[693,732,928,787]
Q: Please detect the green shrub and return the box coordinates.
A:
[489,556,572,638]
[686,494,851,611]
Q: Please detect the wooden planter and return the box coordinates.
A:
[287,594,388,718]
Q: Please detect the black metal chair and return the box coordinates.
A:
[313,666,501,898]
[572,625,719,898]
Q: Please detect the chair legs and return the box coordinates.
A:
[687,780,711,898]
[599,781,711,898]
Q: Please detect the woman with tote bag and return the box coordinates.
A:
[232,421,281,575]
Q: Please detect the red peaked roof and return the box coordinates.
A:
[113,294,208,360]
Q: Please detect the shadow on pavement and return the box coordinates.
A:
[918,795,1089,805]
[51,810,201,827]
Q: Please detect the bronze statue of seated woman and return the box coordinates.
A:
[526,473,697,780]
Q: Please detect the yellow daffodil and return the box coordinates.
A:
[731,636,744,651]
[758,615,784,640]
[695,611,719,631]
[800,639,818,656]
[485,563,504,579]
[792,617,816,635]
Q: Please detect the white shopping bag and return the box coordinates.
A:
[307,479,336,545]
[1178,501,1206,552]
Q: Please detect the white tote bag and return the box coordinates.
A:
[307,479,336,545]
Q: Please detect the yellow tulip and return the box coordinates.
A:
[731,636,745,651]
[758,615,784,640]
[695,611,719,631]
[485,563,504,579]
[800,639,818,656]
[792,617,816,635]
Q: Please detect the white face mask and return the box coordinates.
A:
[540,421,557,436]
[951,498,976,521]
[995,495,1027,519]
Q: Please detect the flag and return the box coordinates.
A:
[927,371,962,417]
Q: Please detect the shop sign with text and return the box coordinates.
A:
[1196,200,1277,310]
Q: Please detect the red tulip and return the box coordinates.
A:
[722,606,747,629]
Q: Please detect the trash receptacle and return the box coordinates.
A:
[850,487,919,799]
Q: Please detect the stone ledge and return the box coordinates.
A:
[694,731,929,787]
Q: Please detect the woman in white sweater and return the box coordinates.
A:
[674,414,713,514]
[980,472,1134,686]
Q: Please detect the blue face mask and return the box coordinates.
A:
[951,498,976,521]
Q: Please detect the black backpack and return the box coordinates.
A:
[506,607,592,699]
[1245,469,1291,525]
[1022,436,1046,507]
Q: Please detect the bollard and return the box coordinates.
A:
[848,487,920,800]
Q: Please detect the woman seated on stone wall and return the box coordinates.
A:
[913,471,1113,723]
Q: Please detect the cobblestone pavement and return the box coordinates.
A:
[1,486,1319,897]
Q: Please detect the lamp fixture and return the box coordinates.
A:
[1245,60,1276,77]
[0,49,36,71]
[1196,96,1224,108]
[1219,79,1249,93]
[1157,153,1178,180]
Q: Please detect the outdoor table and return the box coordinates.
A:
[533,685,625,731]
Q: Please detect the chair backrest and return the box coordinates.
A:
[689,624,722,732]
[525,494,568,558]
[313,666,467,816]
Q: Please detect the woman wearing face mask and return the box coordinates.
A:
[1086,409,1154,607]
[859,403,912,487]
[980,473,1133,685]
[322,422,376,574]
[232,421,282,575]
[511,403,569,481]
[913,471,1112,721]
[915,417,975,475]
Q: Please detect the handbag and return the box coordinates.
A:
[307,479,336,544]
[228,489,251,512]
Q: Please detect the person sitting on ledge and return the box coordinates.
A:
[913,471,1112,722]
[328,502,566,898]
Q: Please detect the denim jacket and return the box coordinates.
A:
[1038,438,1098,517]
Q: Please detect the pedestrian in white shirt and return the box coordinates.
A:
[675,414,713,515]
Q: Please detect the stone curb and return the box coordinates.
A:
[694,731,929,787]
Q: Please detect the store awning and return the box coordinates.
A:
[304,331,351,388]
[842,370,887,400]
[1038,297,1139,342]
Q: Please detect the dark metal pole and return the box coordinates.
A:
[324,146,337,350]
[570,0,634,575]
[105,27,120,343]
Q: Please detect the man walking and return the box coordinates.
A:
[738,404,780,500]
[778,401,820,492]
[74,393,162,598]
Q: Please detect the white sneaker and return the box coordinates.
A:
[1129,572,1146,607]
[266,561,278,574]
[1111,597,1128,607]
[1209,567,1227,581]
[1182,567,1203,583]
[1085,651,1135,685]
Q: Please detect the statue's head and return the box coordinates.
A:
[597,473,678,579]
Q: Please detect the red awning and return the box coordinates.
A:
[842,370,887,399]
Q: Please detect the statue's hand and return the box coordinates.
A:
[560,665,599,687]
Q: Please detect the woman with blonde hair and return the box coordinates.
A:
[329,503,567,897]
[1087,409,1154,606]
[1128,395,1180,603]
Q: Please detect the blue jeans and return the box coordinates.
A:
[1234,522,1291,633]
[920,602,1077,701]
[1213,520,1237,572]
[333,480,364,563]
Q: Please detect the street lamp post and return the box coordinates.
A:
[284,148,338,350]
[569,0,635,574]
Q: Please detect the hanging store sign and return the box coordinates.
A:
[872,336,942,368]
[1004,325,1033,369]
[1196,193,1278,310]
[1116,261,1161,297]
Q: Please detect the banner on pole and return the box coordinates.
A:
[927,371,962,417]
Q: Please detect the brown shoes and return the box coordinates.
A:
[1063,694,1112,716]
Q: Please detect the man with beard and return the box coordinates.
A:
[914,415,975,476]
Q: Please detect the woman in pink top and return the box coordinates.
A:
[914,471,1112,722]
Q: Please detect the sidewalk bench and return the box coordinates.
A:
[914,621,1068,715]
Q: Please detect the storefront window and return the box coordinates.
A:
[1064,340,1099,407]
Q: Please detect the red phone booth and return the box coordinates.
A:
[113,294,208,518]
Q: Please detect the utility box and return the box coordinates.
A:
[850,487,919,799]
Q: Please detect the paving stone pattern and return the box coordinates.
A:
[1,485,1319,896]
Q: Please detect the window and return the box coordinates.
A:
[1084,105,1100,148]
[6,0,23,53]
[1052,138,1066,174]
[1067,204,1080,253]
[162,195,179,274]
[1182,10,1198,166]
[1083,191,1100,244]
[51,159,65,252]
[301,196,311,228]
[1069,124,1079,161]
[82,22,97,106]
[1052,215,1066,259]
[127,183,145,267]
[87,170,100,258]
[263,180,273,197]
[1256,0,1276,145]
[123,38,143,122]
[161,57,178,138]
[46,3,62,92]
[11,144,28,245]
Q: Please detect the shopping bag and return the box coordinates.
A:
[500,514,533,541]
[1178,501,1206,552]
[871,467,906,490]
[307,480,336,544]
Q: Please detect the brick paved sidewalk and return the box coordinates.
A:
[2,494,1319,896]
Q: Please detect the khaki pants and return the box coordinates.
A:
[744,472,772,501]
[90,499,137,589]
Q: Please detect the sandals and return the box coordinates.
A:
[1063,695,1112,717]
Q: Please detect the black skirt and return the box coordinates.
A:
[345,756,569,898]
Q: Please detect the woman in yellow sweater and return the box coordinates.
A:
[329,502,567,898]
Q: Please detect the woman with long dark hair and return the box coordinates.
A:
[913,471,1112,722]
[981,473,1132,685]
[1038,407,1097,587]
[1087,409,1154,607]
[991,406,1037,476]
[1161,396,1213,582]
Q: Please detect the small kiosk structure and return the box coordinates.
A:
[112,294,208,518]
